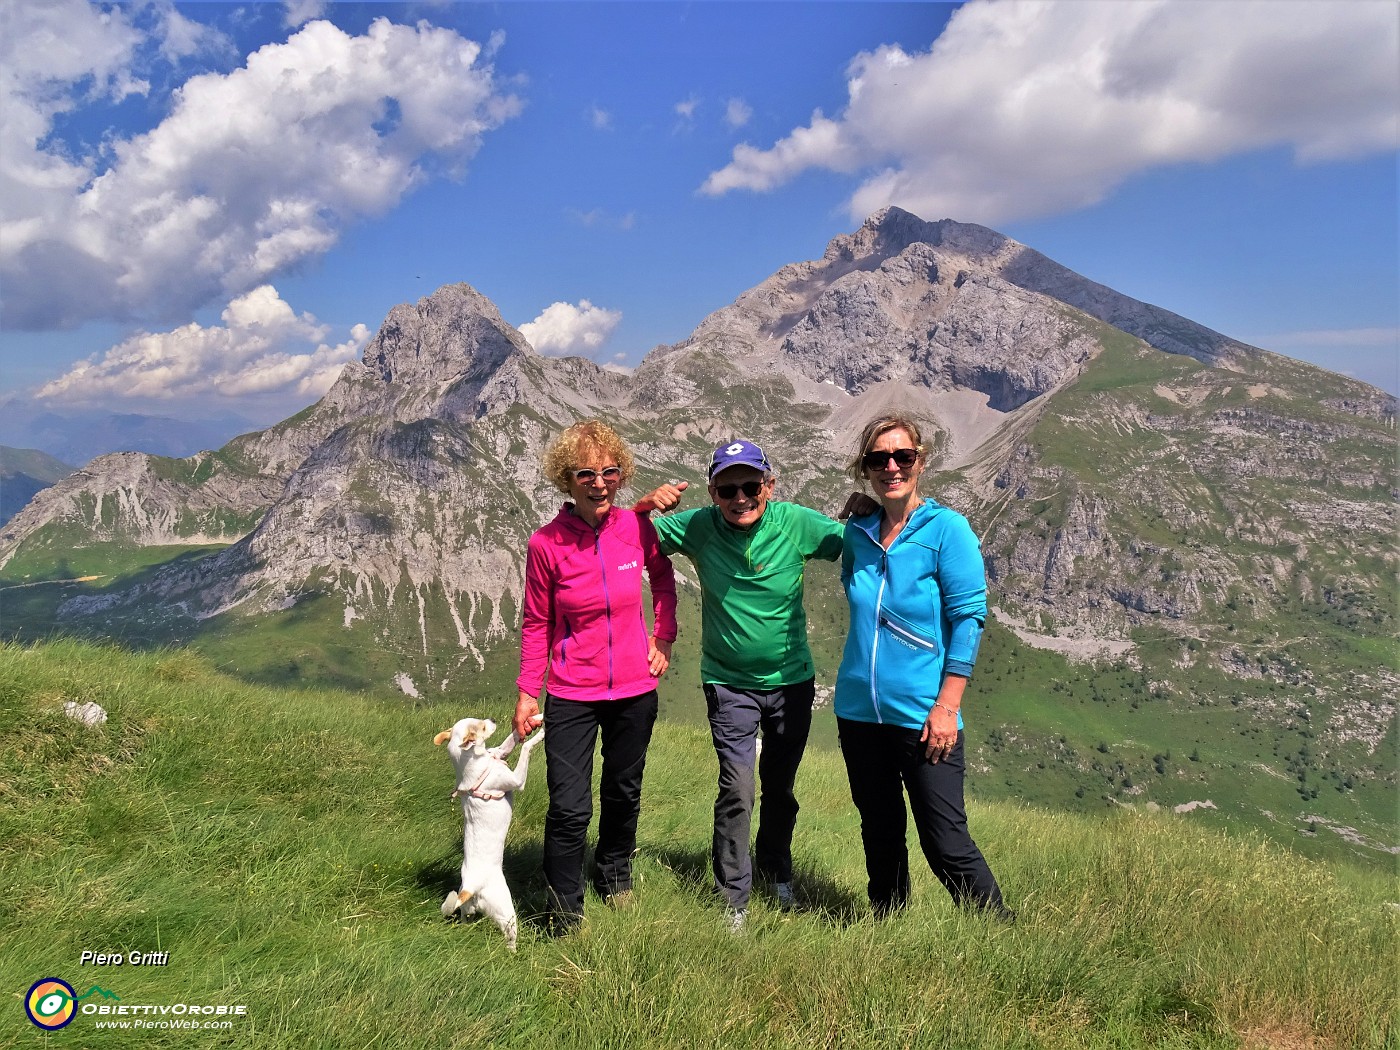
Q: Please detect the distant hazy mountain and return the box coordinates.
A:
[0,401,259,466]
[2,207,1393,861]
[0,446,74,526]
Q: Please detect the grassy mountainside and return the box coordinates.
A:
[0,445,73,526]
[1,536,1394,875]
[2,641,1394,1048]
[932,330,1398,870]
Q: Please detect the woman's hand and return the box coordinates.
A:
[921,675,966,762]
[648,637,673,677]
[513,689,543,738]
[921,704,959,762]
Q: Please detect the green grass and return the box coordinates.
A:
[5,543,1393,874]
[2,640,1395,1048]
[0,544,232,648]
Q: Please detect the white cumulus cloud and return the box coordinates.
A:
[283,0,327,28]
[725,97,753,129]
[701,0,1400,224]
[1,7,522,330]
[36,286,369,403]
[518,300,623,357]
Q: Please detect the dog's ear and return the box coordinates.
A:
[432,729,453,746]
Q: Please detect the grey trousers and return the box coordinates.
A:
[704,679,814,910]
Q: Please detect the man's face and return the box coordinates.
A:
[708,465,773,529]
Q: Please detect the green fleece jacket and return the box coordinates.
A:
[652,501,843,688]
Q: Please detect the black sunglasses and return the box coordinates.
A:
[714,480,766,499]
[571,466,622,483]
[862,448,920,470]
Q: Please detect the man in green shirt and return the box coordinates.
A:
[640,439,844,929]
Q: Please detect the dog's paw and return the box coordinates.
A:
[441,891,461,919]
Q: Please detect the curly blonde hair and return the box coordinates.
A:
[846,415,926,483]
[543,419,636,494]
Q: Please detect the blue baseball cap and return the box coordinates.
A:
[708,439,771,479]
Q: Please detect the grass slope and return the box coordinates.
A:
[2,544,1394,874]
[2,641,1394,1049]
[0,446,75,526]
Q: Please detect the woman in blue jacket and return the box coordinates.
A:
[834,415,1011,919]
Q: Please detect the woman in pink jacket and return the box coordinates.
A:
[513,419,677,933]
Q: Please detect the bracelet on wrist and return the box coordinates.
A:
[934,701,960,716]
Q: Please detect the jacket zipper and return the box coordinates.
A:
[595,525,614,696]
[880,615,938,652]
[867,526,888,725]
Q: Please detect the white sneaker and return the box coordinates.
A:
[726,907,747,933]
[774,882,796,912]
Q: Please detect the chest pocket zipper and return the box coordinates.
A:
[879,614,939,653]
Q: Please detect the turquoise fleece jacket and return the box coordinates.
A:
[833,498,987,731]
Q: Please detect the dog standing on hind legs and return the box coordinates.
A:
[433,717,544,950]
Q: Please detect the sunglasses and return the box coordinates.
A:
[714,480,766,499]
[570,466,622,483]
[861,448,920,470]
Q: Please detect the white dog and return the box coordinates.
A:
[433,717,544,950]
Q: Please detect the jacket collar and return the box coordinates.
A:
[712,501,771,535]
[554,502,616,536]
[852,497,944,545]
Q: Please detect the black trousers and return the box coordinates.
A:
[704,679,814,909]
[542,691,658,920]
[837,717,1005,914]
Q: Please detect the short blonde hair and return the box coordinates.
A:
[847,415,926,483]
[543,419,636,494]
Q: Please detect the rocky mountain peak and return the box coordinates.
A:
[312,281,550,426]
[360,282,530,389]
[833,206,1013,268]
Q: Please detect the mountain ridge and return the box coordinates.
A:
[5,207,1391,644]
[3,206,1393,863]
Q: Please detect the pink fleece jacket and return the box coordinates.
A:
[516,504,678,702]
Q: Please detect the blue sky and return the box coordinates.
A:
[2,0,1396,441]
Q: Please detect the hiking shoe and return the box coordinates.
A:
[725,907,747,933]
[604,890,635,910]
[545,913,583,938]
[774,881,796,912]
